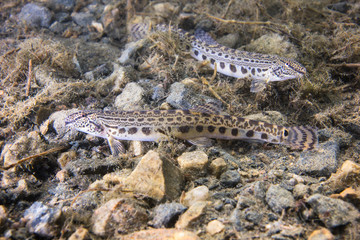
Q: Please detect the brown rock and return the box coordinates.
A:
[92,198,148,237]
[123,150,183,200]
[175,201,207,229]
[177,151,208,176]
[121,228,199,240]
[308,228,334,240]
[209,158,227,177]
[206,220,225,235]
[68,227,89,240]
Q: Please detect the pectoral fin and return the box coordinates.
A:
[250,79,268,93]
[108,135,125,156]
[187,137,214,147]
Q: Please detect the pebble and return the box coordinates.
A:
[217,33,240,49]
[177,151,209,176]
[166,82,192,109]
[182,186,209,207]
[209,158,227,177]
[220,170,241,188]
[151,202,187,228]
[265,184,295,213]
[293,183,310,199]
[293,141,339,177]
[308,228,334,240]
[324,160,360,192]
[175,201,207,229]
[0,205,7,228]
[114,82,145,110]
[1,131,46,168]
[206,220,225,235]
[122,229,199,240]
[23,202,62,238]
[244,208,263,224]
[91,198,148,236]
[72,12,94,27]
[253,181,267,200]
[18,3,53,28]
[306,194,360,228]
[48,0,76,12]
[68,227,89,240]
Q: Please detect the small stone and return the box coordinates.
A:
[220,170,241,188]
[68,227,89,240]
[175,201,207,229]
[177,151,209,175]
[57,150,77,168]
[308,228,334,240]
[254,181,267,200]
[1,131,46,167]
[293,141,339,177]
[48,0,76,12]
[18,3,52,28]
[293,183,310,199]
[152,84,165,101]
[122,229,199,240]
[23,202,62,238]
[0,205,7,227]
[166,82,192,109]
[266,184,295,213]
[49,21,67,33]
[130,141,144,156]
[245,208,263,224]
[114,82,145,110]
[151,203,187,228]
[325,160,360,192]
[209,158,227,177]
[92,198,148,236]
[206,220,225,235]
[182,186,209,207]
[56,169,69,182]
[306,194,360,228]
[72,12,94,27]
[217,33,240,49]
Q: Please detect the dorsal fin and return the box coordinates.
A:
[191,102,222,115]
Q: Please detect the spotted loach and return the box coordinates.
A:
[130,23,306,93]
[65,104,317,155]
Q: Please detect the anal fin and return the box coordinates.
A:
[187,137,214,147]
[108,135,125,156]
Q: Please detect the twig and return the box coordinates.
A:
[331,39,360,57]
[328,63,360,68]
[25,59,32,96]
[221,0,234,19]
[0,145,70,171]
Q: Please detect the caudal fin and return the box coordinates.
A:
[286,126,318,150]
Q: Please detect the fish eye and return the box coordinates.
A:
[283,129,289,137]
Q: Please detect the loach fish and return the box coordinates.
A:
[65,103,317,155]
[130,23,306,92]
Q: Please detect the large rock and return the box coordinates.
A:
[306,194,360,228]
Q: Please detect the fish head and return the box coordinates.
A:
[271,57,306,81]
[65,110,105,137]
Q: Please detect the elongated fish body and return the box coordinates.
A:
[65,107,317,155]
[130,23,306,92]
